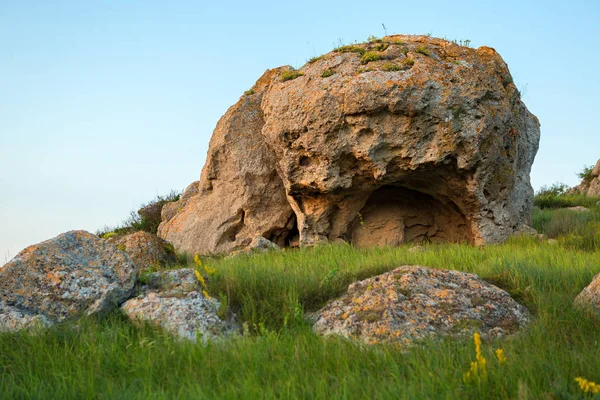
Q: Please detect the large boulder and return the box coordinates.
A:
[0,231,138,326]
[312,266,530,347]
[159,34,541,254]
[572,159,600,197]
[107,231,177,270]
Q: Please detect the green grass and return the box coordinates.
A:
[321,69,335,78]
[360,51,382,64]
[334,44,366,55]
[415,46,431,56]
[3,230,600,398]
[280,69,304,82]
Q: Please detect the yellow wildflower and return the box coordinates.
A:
[194,270,206,286]
[193,254,202,267]
[575,377,600,394]
[202,289,211,299]
[204,264,217,275]
[495,349,506,364]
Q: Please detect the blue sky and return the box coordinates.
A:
[1,0,599,261]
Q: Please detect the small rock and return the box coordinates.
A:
[121,291,237,342]
[0,230,138,327]
[566,206,590,212]
[107,231,177,270]
[142,268,199,293]
[0,300,53,333]
[313,266,530,347]
[229,236,281,257]
[513,225,538,237]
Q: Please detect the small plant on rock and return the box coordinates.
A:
[321,69,335,78]
[281,69,304,82]
[381,62,401,71]
[415,46,431,56]
[360,51,382,64]
[244,89,255,96]
[578,165,595,184]
[335,45,366,55]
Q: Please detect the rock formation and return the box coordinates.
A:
[572,159,600,197]
[159,34,541,255]
[312,266,531,346]
[0,231,138,326]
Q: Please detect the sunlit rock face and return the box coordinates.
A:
[159,34,541,254]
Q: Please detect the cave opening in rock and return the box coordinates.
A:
[266,213,300,248]
[348,185,472,247]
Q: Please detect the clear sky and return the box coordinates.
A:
[1,0,599,262]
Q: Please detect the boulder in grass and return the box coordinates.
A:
[0,230,138,328]
[313,265,531,347]
[121,291,237,343]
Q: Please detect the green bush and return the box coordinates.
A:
[578,165,595,184]
[321,69,335,78]
[96,190,181,238]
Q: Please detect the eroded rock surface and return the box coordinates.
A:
[107,231,177,270]
[0,231,138,325]
[313,266,530,347]
[121,291,237,342]
[159,34,541,254]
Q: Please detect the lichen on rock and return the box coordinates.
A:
[0,230,138,326]
[312,265,531,347]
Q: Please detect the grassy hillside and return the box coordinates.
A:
[2,202,600,399]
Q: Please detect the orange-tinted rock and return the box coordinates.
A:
[160,35,541,254]
[312,266,531,347]
[107,231,177,270]
[0,231,137,324]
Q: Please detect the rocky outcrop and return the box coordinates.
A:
[0,231,138,325]
[121,291,237,342]
[107,231,177,270]
[312,266,530,347]
[159,34,541,255]
[572,159,600,197]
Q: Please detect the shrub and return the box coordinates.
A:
[321,69,335,78]
[360,51,381,64]
[244,89,255,96]
[367,35,382,43]
[281,70,304,82]
[96,190,182,238]
[403,58,415,67]
[578,165,595,184]
[415,46,431,56]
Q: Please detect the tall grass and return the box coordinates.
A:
[3,236,600,398]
